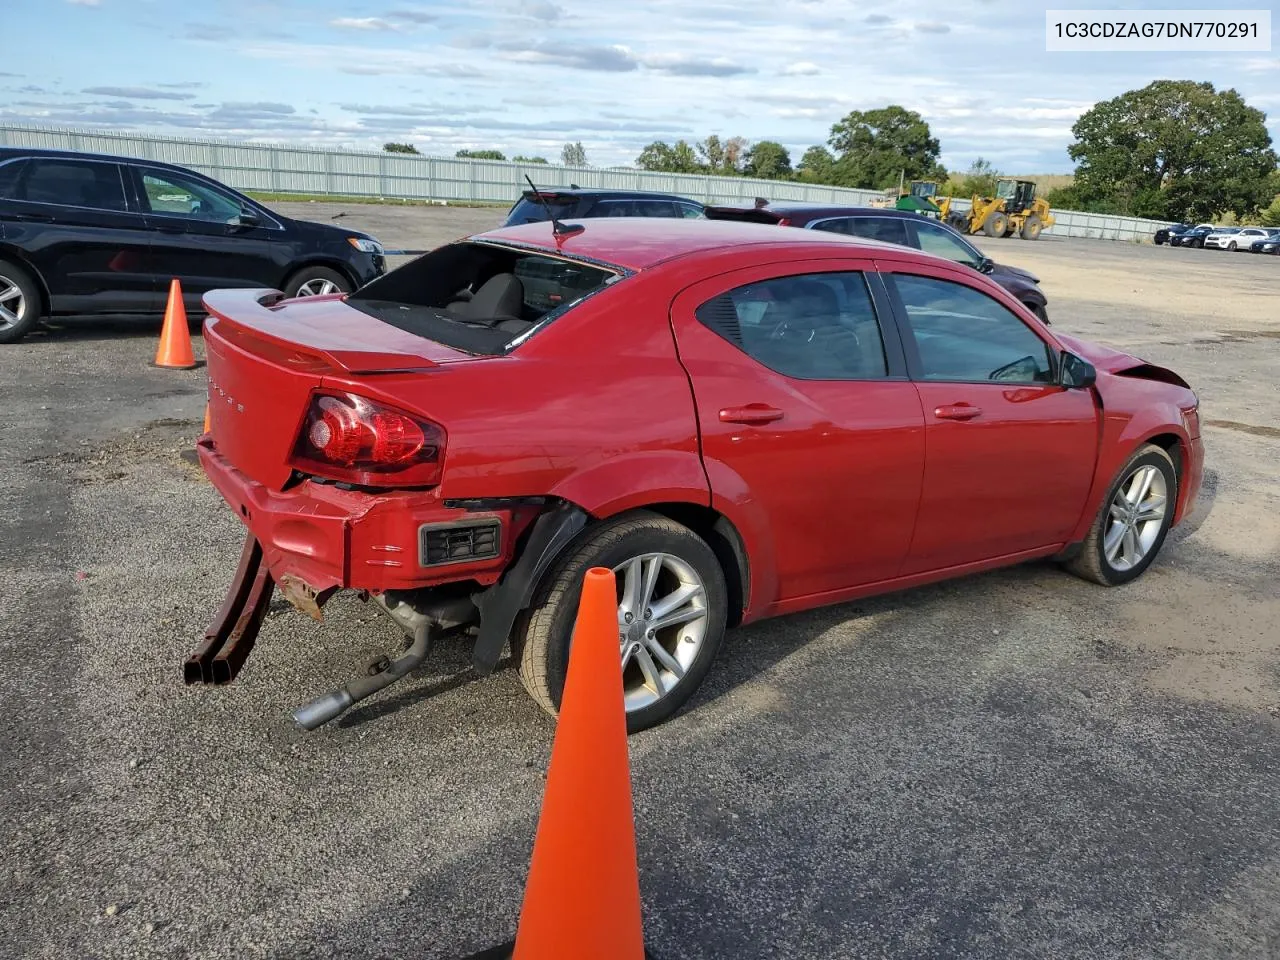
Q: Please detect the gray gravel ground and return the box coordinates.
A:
[2,207,1279,960]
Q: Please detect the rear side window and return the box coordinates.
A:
[694,271,888,380]
[816,217,909,246]
[593,199,680,218]
[16,159,127,211]
[0,160,27,200]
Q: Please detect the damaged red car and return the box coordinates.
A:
[190,217,1203,733]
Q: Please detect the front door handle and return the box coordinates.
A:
[719,404,784,425]
[934,403,983,421]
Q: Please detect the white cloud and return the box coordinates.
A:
[66,0,100,5]
[330,17,400,31]
[782,61,821,76]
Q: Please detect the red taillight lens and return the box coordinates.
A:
[291,392,444,487]
[776,217,792,226]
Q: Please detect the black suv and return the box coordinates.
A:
[503,187,704,226]
[704,201,1050,322]
[0,147,386,343]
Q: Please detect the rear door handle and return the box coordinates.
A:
[934,403,983,421]
[719,404,784,425]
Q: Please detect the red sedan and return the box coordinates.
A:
[190,218,1203,733]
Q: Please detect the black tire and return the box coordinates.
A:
[1194,239,1204,248]
[513,511,729,733]
[282,265,352,299]
[0,259,42,345]
[1066,444,1177,587]
[1021,215,1043,240]
[983,212,1008,238]
[1227,241,1237,252]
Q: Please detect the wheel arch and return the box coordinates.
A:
[0,245,51,317]
[638,502,749,628]
[280,257,360,291]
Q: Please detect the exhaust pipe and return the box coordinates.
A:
[292,623,434,731]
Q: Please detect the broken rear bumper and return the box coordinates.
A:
[196,437,515,595]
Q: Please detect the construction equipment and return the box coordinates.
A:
[870,180,943,215]
[937,178,1054,240]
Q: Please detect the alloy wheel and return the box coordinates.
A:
[612,552,709,712]
[1103,464,1168,572]
[0,274,26,332]
[296,278,341,297]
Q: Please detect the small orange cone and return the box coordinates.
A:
[510,567,649,960]
[202,404,211,434]
[154,278,196,369]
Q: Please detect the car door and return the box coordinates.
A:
[881,263,1098,574]
[670,259,925,602]
[1,156,157,313]
[129,164,287,306]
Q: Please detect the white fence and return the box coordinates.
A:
[0,123,1169,242]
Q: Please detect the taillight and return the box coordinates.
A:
[776,217,792,226]
[290,392,445,487]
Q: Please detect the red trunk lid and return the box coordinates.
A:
[202,289,473,489]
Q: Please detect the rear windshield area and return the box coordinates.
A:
[506,194,577,225]
[347,240,620,355]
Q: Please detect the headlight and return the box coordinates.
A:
[347,237,383,255]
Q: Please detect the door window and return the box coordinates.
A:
[892,274,1054,384]
[140,168,243,223]
[17,159,127,211]
[695,271,888,380]
[913,219,983,269]
[0,160,27,199]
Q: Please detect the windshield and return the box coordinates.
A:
[347,241,621,355]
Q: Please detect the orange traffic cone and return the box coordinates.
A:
[468,567,656,959]
[202,404,211,434]
[154,278,196,369]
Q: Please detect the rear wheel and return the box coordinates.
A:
[1021,215,1043,240]
[513,512,728,733]
[1066,444,1177,586]
[983,212,1008,238]
[0,259,41,345]
[283,266,352,299]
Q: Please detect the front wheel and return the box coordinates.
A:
[0,259,42,345]
[1227,241,1237,252]
[283,266,352,299]
[1066,444,1177,586]
[983,212,1009,238]
[513,512,728,733]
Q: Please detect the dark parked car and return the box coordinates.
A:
[1169,224,1215,248]
[705,202,1050,322]
[1253,231,1280,255]
[0,147,386,343]
[1154,223,1191,245]
[503,187,704,226]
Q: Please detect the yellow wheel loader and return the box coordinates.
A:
[936,178,1054,240]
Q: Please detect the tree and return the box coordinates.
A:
[1068,80,1277,221]
[744,141,792,181]
[796,145,836,183]
[513,155,549,164]
[953,158,998,197]
[561,141,588,166]
[695,135,748,175]
[383,142,419,154]
[826,105,946,189]
[456,149,506,161]
[635,140,702,174]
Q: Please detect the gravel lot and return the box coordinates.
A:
[2,206,1279,960]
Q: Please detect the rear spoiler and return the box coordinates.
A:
[202,288,439,375]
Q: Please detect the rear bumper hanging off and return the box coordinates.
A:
[184,534,275,685]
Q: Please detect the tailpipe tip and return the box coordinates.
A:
[293,689,355,730]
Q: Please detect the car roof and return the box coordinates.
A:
[707,201,931,221]
[471,217,919,271]
[0,145,204,178]
[520,186,702,203]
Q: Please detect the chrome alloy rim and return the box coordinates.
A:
[296,278,342,296]
[1104,464,1168,571]
[0,274,26,332]
[613,553,709,712]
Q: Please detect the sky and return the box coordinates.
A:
[2,0,1277,173]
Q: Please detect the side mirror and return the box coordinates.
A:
[237,206,261,228]
[977,256,995,274]
[1060,351,1096,389]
